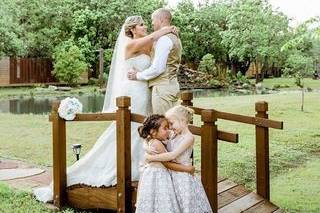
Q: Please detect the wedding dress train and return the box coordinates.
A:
[34,54,152,202]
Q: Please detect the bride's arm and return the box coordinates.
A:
[146,135,194,162]
[126,26,175,56]
[151,139,194,174]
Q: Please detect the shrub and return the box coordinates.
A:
[236,71,250,84]
[53,41,88,86]
[104,48,113,74]
[198,54,217,76]
[88,77,99,85]
[208,79,221,88]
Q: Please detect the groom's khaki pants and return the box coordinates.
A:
[151,81,180,115]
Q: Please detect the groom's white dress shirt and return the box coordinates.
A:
[136,35,173,81]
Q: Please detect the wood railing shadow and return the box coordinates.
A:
[50,91,283,212]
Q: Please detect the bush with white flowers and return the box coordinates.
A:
[58,97,83,120]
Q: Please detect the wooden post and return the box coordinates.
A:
[98,48,104,88]
[52,101,67,208]
[181,91,195,165]
[201,109,218,211]
[181,90,193,107]
[116,96,132,213]
[255,101,270,200]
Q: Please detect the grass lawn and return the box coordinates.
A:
[0,85,101,100]
[271,157,320,212]
[0,90,319,212]
[0,182,79,213]
[250,77,320,89]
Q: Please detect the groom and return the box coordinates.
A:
[128,8,182,114]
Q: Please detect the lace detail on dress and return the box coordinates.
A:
[167,134,193,165]
[136,140,181,213]
[167,134,213,213]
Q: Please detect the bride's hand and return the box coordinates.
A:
[161,26,179,36]
[171,26,179,36]
[127,68,137,80]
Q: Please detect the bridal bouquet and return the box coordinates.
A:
[58,97,83,120]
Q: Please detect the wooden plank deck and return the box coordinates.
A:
[66,177,280,213]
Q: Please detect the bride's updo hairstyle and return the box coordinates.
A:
[124,15,144,38]
[165,105,194,124]
[138,114,166,139]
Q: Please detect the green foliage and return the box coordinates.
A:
[104,48,114,73]
[208,79,221,88]
[221,0,289,64]
[173,0,229,64]
[0,183,51,212]
[52,40,88,86]
[235,71,250,84]
[281,20,318,88]
[198,54,217,76]
[0,0,24,57]
[0,183,78,212]
[0,0,163,60]
[283,53,314,85]
[88,77,99,86]
[0,0,319,85]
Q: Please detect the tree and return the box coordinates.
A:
[173,0,229,65]
[0,0,164,81]
[281,20,318,111]
[0,0,24,57]
[52,40,88,86]
[221,0,289,80]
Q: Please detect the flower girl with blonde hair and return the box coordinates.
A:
[145,105,213,213]
[136,114,195,213]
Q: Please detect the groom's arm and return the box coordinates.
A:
[136,36,173,81]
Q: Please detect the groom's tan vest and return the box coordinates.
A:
[148,33,182,87]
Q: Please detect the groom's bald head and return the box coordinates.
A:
[152,8,172,30]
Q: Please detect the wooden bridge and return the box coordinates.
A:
[50,91,283,212]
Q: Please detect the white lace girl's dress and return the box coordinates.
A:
[135,140,181,213]
[167,134,213,213]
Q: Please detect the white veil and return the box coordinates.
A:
[102,26,131,112]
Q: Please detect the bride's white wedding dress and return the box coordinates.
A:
[34,54,152,202]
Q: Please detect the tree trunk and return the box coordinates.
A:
[255,60,260,84]
[98,48,104,88]
[301,87,304,112]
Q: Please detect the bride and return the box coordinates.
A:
[34,15,176,202]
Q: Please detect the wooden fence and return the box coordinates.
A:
[10,57,55,84]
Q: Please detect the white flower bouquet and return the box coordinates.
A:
[58,97,83,120]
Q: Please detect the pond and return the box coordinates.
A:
[0,88,270,114]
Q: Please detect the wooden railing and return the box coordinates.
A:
[50,92,283,212]
[181,91,283,204]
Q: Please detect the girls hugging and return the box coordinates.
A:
[135,105,213,213]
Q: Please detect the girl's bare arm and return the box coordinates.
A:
[150,139,194,174]
[146,135,194,162]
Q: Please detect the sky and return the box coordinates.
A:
[168,0,320,26]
